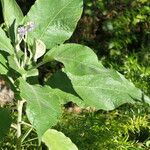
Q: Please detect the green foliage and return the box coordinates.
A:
[118,55,150,97]
[1,0,24,27]
[19,78,83,138]
[19,78,63,138]
[0,108,12,140]
[74,0,149,59]
[25,0,83,49]
[0,0,149,149]
[55,103,150,150]
[43,44,104,75]
[0,53,8,74]
[44,44,150,109]
[0,27,14,54]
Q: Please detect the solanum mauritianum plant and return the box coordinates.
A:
[0,0,150,149]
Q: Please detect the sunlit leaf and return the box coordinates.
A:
[25,0,83,48]
[34,39,46,61]
[42,129,78,150]
[44,44,104,75]
[1,0,23,27]
[19,78,83,138]
[43,44,150,110]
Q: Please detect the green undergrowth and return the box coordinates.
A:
[1,104,150,149]
[55,103,150,150]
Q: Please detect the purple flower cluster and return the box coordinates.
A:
[18,26,26,38]
[18,22,35,38]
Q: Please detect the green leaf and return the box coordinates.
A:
[19,78,83,138]
[26,69,39,78]
[8,20,17,45]
[25,0,83,48]
[0,53,8,74]
[42,129,78,150]
[0,108,12,140]
[0,64,7,75]
[0,27,14,54]
[1,0,24,27]
[44,44,104,75]
[33,39,46,62]
[66,72,148,110]
[8,55,26,75]
[19,79,62,138]
[44,44,150,110]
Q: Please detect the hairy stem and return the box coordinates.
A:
[16,100,26,150]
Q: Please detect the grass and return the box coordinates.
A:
[55,103,150,150]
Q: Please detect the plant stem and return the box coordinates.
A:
[21,128,33,143]
[22,38,27,67]
[16,100,26,150]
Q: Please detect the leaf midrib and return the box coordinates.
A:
[28,85,42,113]
[39,0,74,40]
[74,84,136,97]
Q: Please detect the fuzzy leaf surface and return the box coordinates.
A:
[44,44,104,75]
[43,44,150,110]
[19,78,83,138]
[25,0,83,48]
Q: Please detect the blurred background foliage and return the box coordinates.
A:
[0,0,150,149]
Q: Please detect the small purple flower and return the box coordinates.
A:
[17,22,35,38]
[18,26,27,37]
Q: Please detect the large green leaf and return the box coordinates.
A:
[19,78,83,138]
[44,44,104,75]
[25,0,83,48]
[19,79,62,138]
[43,44,150,110]
[66,72,149,110]
[0,108,12,140]
[42,129,78,150]
[1,0,23,27]
[0,27,14,54]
